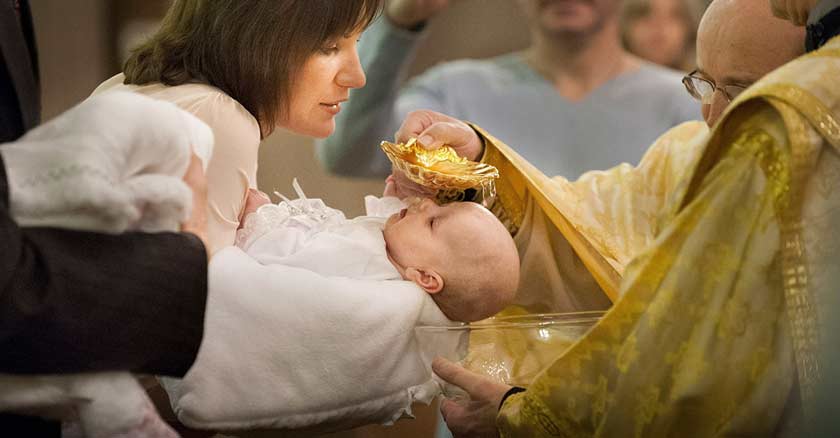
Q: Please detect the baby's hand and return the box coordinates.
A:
[239,188,272,226]
[383,169,436,200]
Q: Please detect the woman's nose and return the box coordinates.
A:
[336,50,366,89]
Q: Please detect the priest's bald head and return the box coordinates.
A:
[692,0,805,127]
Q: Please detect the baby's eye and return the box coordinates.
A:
[429,217,436,229]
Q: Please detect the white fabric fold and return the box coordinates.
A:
[163,192,461,431]
[1,91,213,233]
[0,91,213,438]
[164,246,456,431]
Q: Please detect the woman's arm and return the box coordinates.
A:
[188,94,262,255]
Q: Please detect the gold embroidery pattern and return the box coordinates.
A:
[772,102,823,416]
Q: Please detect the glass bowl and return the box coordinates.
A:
[415,311,604,389]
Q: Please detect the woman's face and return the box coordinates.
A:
[626,0,689,68]
[280,31,366,138]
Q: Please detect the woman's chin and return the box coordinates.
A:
[288,121,335,139]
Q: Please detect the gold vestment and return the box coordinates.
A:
[475,37,840,437]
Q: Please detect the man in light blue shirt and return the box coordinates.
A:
[318,0,701,179]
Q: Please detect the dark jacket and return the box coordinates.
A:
[0,0,209,434]
[0,0,39,143]
[806,0,840,51]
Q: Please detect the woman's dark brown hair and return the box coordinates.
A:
[123,0,382,136]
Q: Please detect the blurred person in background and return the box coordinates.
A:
[318,0,700,180]
[620,0,706,71]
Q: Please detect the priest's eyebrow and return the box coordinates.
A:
[696,68,753,86]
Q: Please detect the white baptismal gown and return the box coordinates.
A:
[237,184,405,281]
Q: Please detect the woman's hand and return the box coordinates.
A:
[432,357,511,438]
[382,173,436,199]
[180,152,210,258]
[238,189,272,226]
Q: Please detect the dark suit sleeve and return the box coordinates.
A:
[0,156,208,377]
[806,0,840,51]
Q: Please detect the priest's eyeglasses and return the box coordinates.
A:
[682,70,748,104]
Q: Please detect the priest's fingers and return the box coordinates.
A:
[395,110,483,160]
[395,109,450,143]
[394,110,470,142]
[440,397,501,438]
[433,357,511,404]
[417,122,483,161]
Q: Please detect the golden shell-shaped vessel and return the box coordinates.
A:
[380,138,499,192]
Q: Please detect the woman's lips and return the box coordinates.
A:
[320,102,341,115]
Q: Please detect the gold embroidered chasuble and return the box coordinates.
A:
[469,37,840,437]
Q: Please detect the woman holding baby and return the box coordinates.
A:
[87,0,403,434]
[94,0,381,255]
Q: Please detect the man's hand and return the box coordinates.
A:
[770,0,818,25]
[387,0,454,29]
[388,110,484,200]
[395,109,484,160]
[180,152,210,258]
[433,357,511,438]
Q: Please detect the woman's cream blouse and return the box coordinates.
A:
[94,74,261,255]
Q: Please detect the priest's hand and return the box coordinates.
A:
[387,0,456,30]
[770,0,818,25]
[395,109,484,160]
[433,357,510,438]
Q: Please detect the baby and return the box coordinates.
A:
[237,182,520,323]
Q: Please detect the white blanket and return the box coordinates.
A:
[0,91,214,437]
[2,91,213,232]
[163,191,460,431]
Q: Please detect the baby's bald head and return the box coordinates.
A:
[384,199,519,322]
[435,205,520,322]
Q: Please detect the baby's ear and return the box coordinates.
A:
[404,267,444,294]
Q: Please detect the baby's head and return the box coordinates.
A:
[383,198,520,322]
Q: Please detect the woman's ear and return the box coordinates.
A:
[404,267,444,294]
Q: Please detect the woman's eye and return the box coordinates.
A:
[321,45,339,55]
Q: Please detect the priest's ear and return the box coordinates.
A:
[404,267,444,294]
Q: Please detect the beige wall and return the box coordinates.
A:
[30,0,111,119]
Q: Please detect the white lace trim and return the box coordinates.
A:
[235,179,346,250]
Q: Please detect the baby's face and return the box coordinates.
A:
[383,198,493,274]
